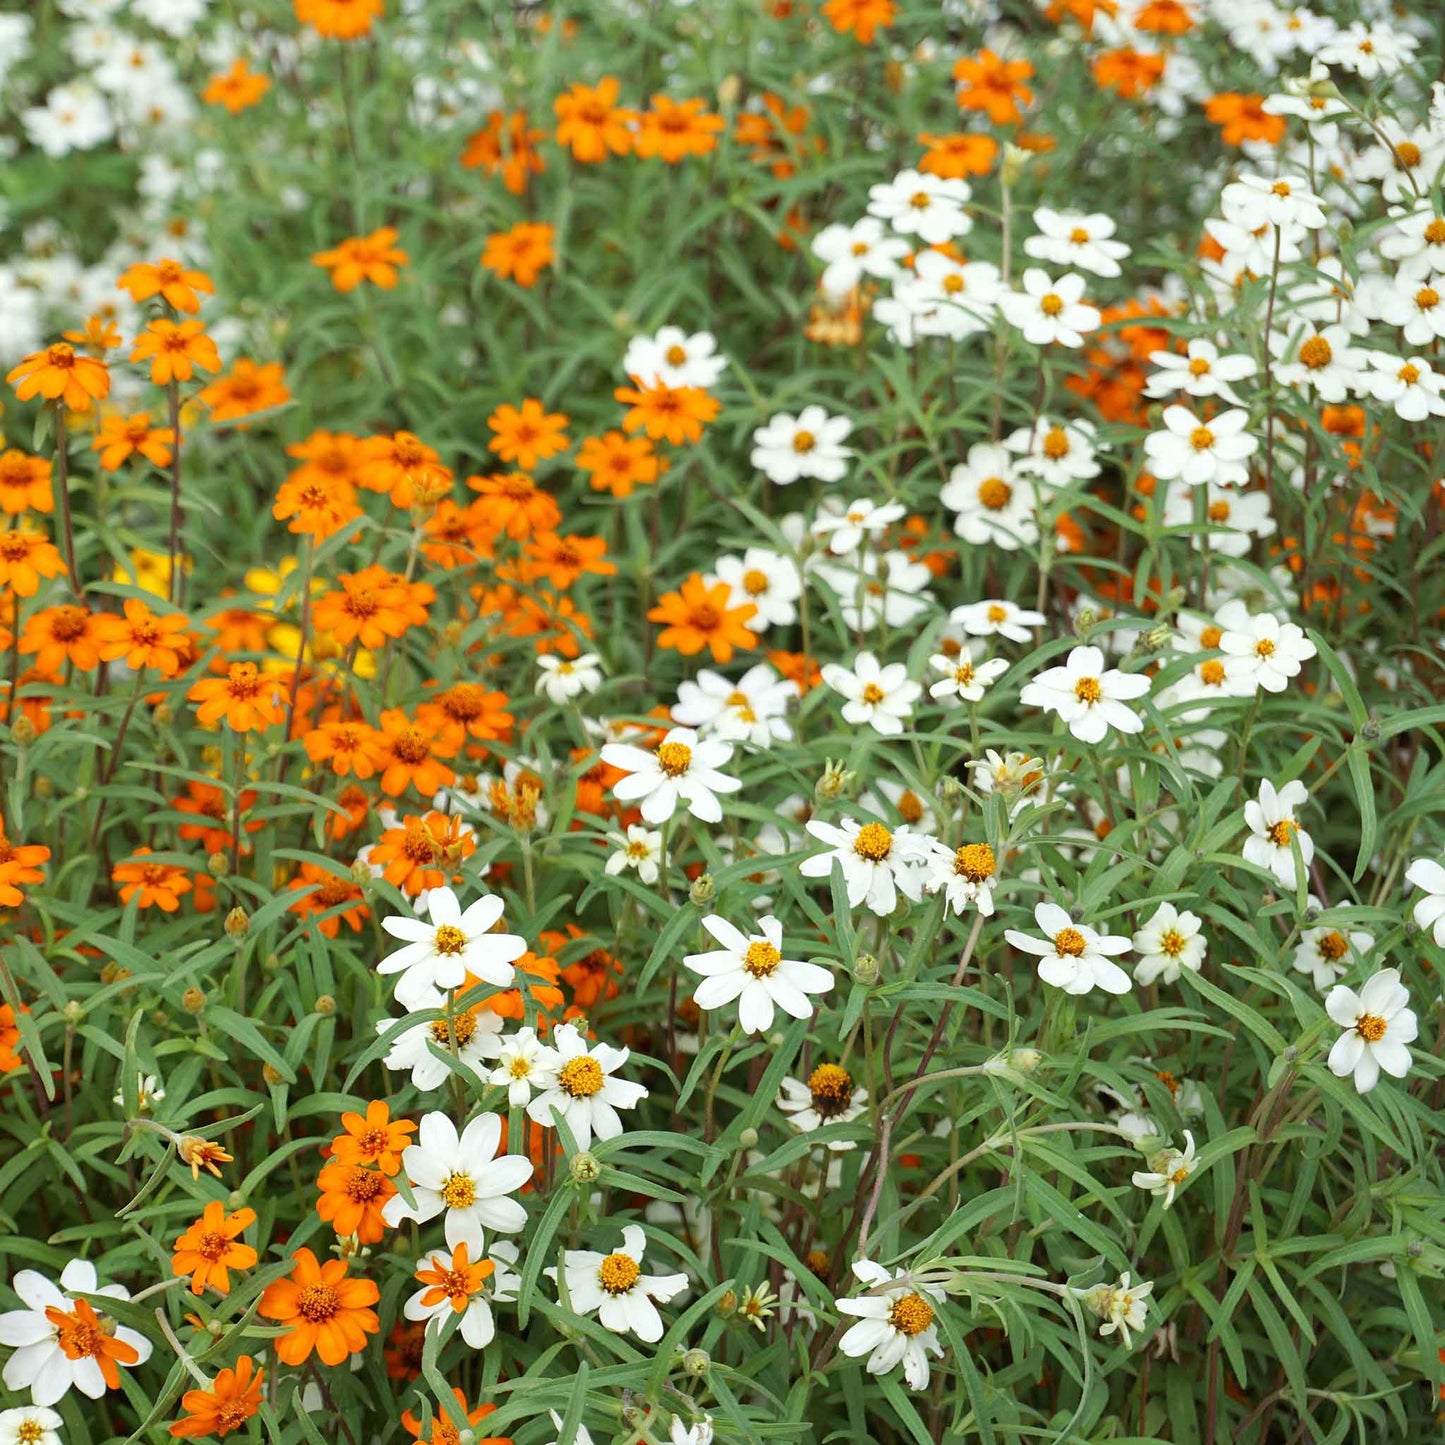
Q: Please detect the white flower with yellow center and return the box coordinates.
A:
[1143,404,1257,488]
[671,664,797,747]
[1006,415,1101,488]
[376,1004,505,1091]
[821,652,921,736]
[921,839,999,917]
[526,1022,646,1149]
[487,1026,548,1106]
[1216,600,1317,695]
[1325,969,1417,1093]
[0,1406,64,1445]
[377,886,527,1011]
[1242,778,1312,887]
[1024,207,1130,277]
[546,1226,687,1342]
[1292,903,1373,990]
[601,726,740,825]
[750,406,853,485]
[836,1261,946,1391]
[812,497,906,556]
[800,816,930,916]
[604,823,663,885]
[1019,644,1151,744]
[927,649,1008,705]
[381,1112,531,1253]
[1131,1130,1198,1208]
[713,547,801,629]
[1405,857,1445,945]
[950,598,1046,643]
[1145,338,1256,404]
[1131,902,1206,986]
[535,652,603,705]
[1000,267,1100,347]
[777,1063,868,1147]
[940,442,1038,550]
[1078,1272,1153,1347]
[1005,902,1132,995]
[866,168,972,245]
[684,913,833,1035]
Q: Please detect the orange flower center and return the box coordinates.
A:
[1198,624,1223,648]
[1355,1013,1387,1042]
[977,477,1011,509]
[1416,287,1440,310]
[598,1253,641,1293]
[295,1282,341,1324]
[433,924,468,955]
[1189,426,1215,451]
[389,728,432,765]
[655,740,692,777]
[194,1230,232,1262]
[791,430,816,453]
[742,568,769,595]
[888,1293,935,1336]
[1158,929,1187,957]
[50,606,90,641]
[807,1062,855,1116]
[743,940,782,977]
[558,1055,605,1097]
[953,842,995,882]
[1266,819,1296,847]
[861,682,886,705]
[665,344,688,365]
[1074,676,1102,704]
[1200,659,1226,685]
[852,822,893,861]
[1298,336,1332,369]
[1042,427,1069,458]
[344,1169,386,1203]
[1053,927,1087,957]
[47,344,78,371]
[226,662,262,699]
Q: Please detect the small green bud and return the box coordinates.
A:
[688,873,715,908]
[570,1151,602,1185]
[738,1127,759,1149]
[853,952,881,986]
[682,1347,711,1376]
[315,994,336,1015]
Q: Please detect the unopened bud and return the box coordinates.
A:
[717,74,741,108]
[152,701,173,729]
[569,1151,601,1185]
[1407,1239,1423,1257]
[816,758,855,803]
[62,999,83,1026]
[224,907,249,941]
[1360,717,1380,741]
[1000,143,1029,188]
[181,987,206,1015]
[682,1347,711,1376]
[853,952,880,986]
[150,1009,169,1028]
[938,775,964,807]
[207,850,229,878]
[9,715,35,746]
[738,1127,758,1149]
[315,994,336,1015]
[1074,607,1098,638]
[349,858,372,886]
[1282,1045,1299,1064]
[262,1063,285,1086]
[688,873,715,908]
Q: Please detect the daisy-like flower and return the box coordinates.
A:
[811,216,909,296]
[622,327,727,390]
[488,1027,549,1106]
[820,652,921,736]
[1131,1131,1197,1208]
[1242,779,1313,888]
[1023,208,1130,277]
[999,269,1100,347]
[1131,902,1206,986]
[750,406,852,485]
[1145,339,1257,404]
[921,839,999,916]
[1325,969,1417,1093]
[866,169,972,245]
[800,816,930,915]
[0,1260,152,1406]
[1216,601,1316,694]
[1143,405,1257,488]
[1005,902,1132,995]
[812,497,905,555]
[1293,906,1373,990]
[546,1226,687,1342]
[403,1240,518,1349]
[1221,172,1327,230]
[777,1063,868,1145]
[927,650,1009,705]
[1079,1272,1153,1347]
[601,726,740,826]
[1006,416,1100,490]
[940,443,1038,550]
[526,1022,647,1149]
[1404,857,1445,946]
[683,913,833,1034]
[714,549,802,631]
[673,664,797,746]
[1270,323,1366,402]
[1160,482,1276,559]
[836,1262,946,1391]
[1019,645,1150,744]
[950,599,1045,643]
[377,1005,505,1091]
[378,887,527,1011]
[0,1407,63,1445]
[1358,352,1445,421]
[381,1112,531,1253]
[536,653,603,705]
[604,824,664,885]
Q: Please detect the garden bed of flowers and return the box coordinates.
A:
[0,0,1442,1442]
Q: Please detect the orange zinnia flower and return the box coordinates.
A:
[1204,92,1287,147]
[304,717,388,777]
[7,342,110,411]
[117,258,215,314]
[576,431,661,498]
[96,598,190,675]
[821,0,897,42]
[375,709,457,798]
[0,528,65,597]
[421,498,494,568]
[369,811,475,896]
[273,469,361,539]
[411,1245,493,1315]
[953,49,1034,125]
[480,222,555,288]
[648,573,758,663]
[354,431,452,508]
[114,849,193,912]
[466,472,562,541]
[486,400,570,472]
[43,1298,140,1393]
[522,532,616,590]
[0,833,50,908]
[736,94,817,179]
[257,1248,380,1366]
[63,312,122,353]
[402,1388,509,1445]
[202,59,270,113]
[0,449,53,513]
[188,661,286,731]
[1091,48,1165,98]
[288,862,370,937]
[331,1100,417,1174]
[634,96,723,162]
[0,1003,28,1073]
[460,110,546,195]
[554,77,635,161]
[420,682,513,746]
[169,1355,264,1439]
[313,228,409,292]
[294,0,383,40]
[1134,0,1195,32]
[615,382,718,446]
[548,924,624,1009]
[21,605,105,674]
[918,131,999,178]
[172,1201,258,1296]
[199,359,291,424]
[92,413,175,471]
[131,319,221,385]
[316,567,434,650]
[173,779,261,855]
[315,1160,396,1243]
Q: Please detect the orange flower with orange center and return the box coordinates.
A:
[466,472,562,541]
[7,342,111,411]
[648,573,758,663]
[273,469,360,540]
[369,811,476,896]
[92,413,175,471]
[460,110,546,194]
[419,682,514,745]
[634,95,723,162]
[257,1248,380,1366]
[521,532,616,590]
[201,59,270,113]
[312,228,409,292]
[43,1297,141,1393]
[287,862,370,937]
[953,49,1034,124]
[168,1355,264,1439]
[354,431,452,508]
[294,0,384,41]
[171,1201,258,1296]
[117,258,215,314]
[554,77,635,161]
[918,131,999,178]
[96,598,191,676]
[576,430,661,498]
[411,1244,494,1314]
[614,382,719,445]
[821,0,897,42]
[131,319,221,385]
[330,1099,417,1174]
[0,832,50,907]
[486,399,570,472]
[376,709,458,798]
[315,1160,397,1243]
[1091,48,1165,98]
[313,567,433,650]
[401,1388,510,1445]
[113,849,193,911]
[199,359,291,424]
[1204,92,1287,147]
[21,605,105,674]
[304,717,388,777]
[0,449,53,513]
[0,527,65,597]
[480,222,555,288]
[188,661,286,731]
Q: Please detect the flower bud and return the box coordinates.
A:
[815,758,855,803]
[315,994,336,1015]
[151,701,173,729]
[1000,143,1029,188]
[1074,607,1098,638]
[181,987,206,1015]
[569,1151,601,1185]
[716,1289,738,1317]
[717,74,741,107]
[681,1347,711,1377]
[688,873,715,908]
[262,1063,285,1087]
[737,1127,759,1149]
[9,715,35,746]
[853,952,880,986]
[62,999,83,1026]
[224,907,249,941]
[349,858,373,886]
[207,850,229,878]
[1360,717,1380,742]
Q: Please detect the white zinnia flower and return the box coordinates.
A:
[836,1262,946,1391]
[750,406,852,485]
[0,1406,63,1445]
[600,727,740,825]
[488,1027,549,1106]
[999,268,1100,347]
[927,650,1008,704]
[1242,779,1313,887]
[866,169,972,244]
[1216,601,1316,694]
[1023,208,1130,277]
[812,497,905,556]
[811,216,909,296]
[1404,857,1445,945]
[1005,902,1132,995]
[536,652,603,704]
[622,327,727,390]
[1131,902,1206,985]
[604,824,664,885]
[1131,1131,1198,1208]
[777,1063,867,1145]
[1145,339,1257,404]
[799,816,930,916]
[378,887,527,1011]
[1325,969,1417,1093]
[381,1112,531,1253]
[1143,405,1257,488]
[526,1022,647,1149]
[546,1226,687,1342]
[950,599,1046,642]
[940,443,1038,550]
[821,652,921,736]
[377,1006,505,1091]
[1292,905,1372,990]
[684,913,832,1034]
[921,839,999,916]
[1018,645,1151,744]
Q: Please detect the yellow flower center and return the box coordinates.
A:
[807,1062,856,1117]
[1254,637,1276,657]
[1355,1013,1387,1043]
[1399,363,1421,384]
[1190,426,1215,451]
[1266,819,1296,847]
[986,603,1008,623]
[1053,927,1088,957]
[433,924,468,955]
[861,682,886,705]
[598,1253,641,1294]
[1200,659,1226,686]
[1074,676,1102,704]
[852,822,893,861]
[953,842,996,882]
[1298,336,1332,369]
[558,1055,605,1097]
[888,1292,935,1335]
[1416,287,1440,310]
[656,741,692,777]
[1159,928,1186,957]
[1188,356,1212,376]
[977,477,1011,510]
[792,430,816,453]
[743,940,782,977]
[440,1172,476,1209]
[1039,292,1064,316]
